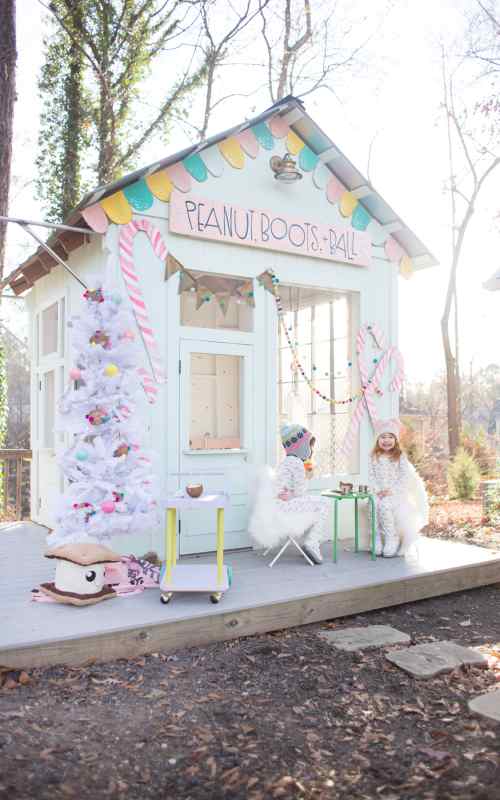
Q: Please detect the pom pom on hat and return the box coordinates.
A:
[374,418,402,438]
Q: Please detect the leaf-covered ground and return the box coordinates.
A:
[424,499,500,550]
[1,585,500,800]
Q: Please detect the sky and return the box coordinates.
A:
[4,0,499,384]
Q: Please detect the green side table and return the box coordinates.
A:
[321,491,377,562]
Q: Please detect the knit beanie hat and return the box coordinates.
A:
[374,418,402,439]
[280,424,314,461]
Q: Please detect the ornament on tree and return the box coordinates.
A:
[84,288,104,303]
[42,283,159,606]
[69,367,82,381]
[104,363,119,377]
[89,330,111,349]
[120,330,135,342]
[86,407,110,426]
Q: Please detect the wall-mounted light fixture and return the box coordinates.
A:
[269,153,303,182]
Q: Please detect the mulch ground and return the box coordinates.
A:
[1,586,500,800]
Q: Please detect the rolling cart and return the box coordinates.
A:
[160,490,232,605]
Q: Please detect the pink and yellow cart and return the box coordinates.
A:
[160,492,231,605]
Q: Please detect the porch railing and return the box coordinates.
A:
[0,449,32,521]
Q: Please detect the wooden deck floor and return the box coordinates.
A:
[1,522,500,669]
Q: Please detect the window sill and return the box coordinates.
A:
[183,449,248,456]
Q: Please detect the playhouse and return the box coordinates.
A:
[2,96,437,559]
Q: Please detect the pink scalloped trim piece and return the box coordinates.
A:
[326,174,347,205]
[81,203,109,233]
[236,129,259,158]
[165,162,192,193]
[268,115,290,139]
[385,236,405,263]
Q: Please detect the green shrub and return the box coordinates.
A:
[447,448,481,500]
[461,425,495,476]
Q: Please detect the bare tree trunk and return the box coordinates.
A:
[0,0,17,280]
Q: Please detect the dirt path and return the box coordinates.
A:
[1,585,499,800]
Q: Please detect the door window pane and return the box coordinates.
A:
[189,353,241,450]
[43,370,55,448]
[41,303,58,356]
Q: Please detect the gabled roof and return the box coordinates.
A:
[2,95,438,295]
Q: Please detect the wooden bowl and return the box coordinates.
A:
[186,484,203,498]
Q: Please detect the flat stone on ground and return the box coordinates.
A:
[386,641,487,679]
[468,689,500,723]
[318,625,411,651]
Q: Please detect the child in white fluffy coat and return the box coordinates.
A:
[248,424,331,564]
[368,419,429,557]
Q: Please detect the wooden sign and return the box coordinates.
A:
[169,192,371,267]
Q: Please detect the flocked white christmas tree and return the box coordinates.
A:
[50,284,158,547]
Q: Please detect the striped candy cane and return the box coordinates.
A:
[119,219,167,404]
[341,325,405,456]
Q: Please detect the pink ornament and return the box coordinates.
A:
[121,329,135,341]
[101,500,116,514]
[69,368,82,381]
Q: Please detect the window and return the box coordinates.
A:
[180,272,253,332]
[189,353,242,450]
[43,370,55,448]
[277,285,359,475]
[41,302,59,356]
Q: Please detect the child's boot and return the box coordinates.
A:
[303,536,323,565]
[383,533,401,557]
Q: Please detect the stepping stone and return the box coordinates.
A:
[386,641,487,679]
[318,625,410,651]
[468,689,500,723]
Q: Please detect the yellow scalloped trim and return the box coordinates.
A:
[218,137,245,169]
[145,170,174,201]
[286,130,305,155]
[100,191,133,224]
[339,191,358,218]
[399,254,414,279]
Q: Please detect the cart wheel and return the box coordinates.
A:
[160,592,173,605]
[210,592,222,604]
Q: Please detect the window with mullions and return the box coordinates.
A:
[277,285,359,476]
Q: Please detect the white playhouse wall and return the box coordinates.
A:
[28,136,399,557]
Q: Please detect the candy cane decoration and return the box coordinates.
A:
[119,219,167,403]
[341,324,405,456]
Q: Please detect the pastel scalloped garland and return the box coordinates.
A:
[339,191,358,218]
[326,174,346,205]
[251,121,274,150]
[166,163,192,193]
[399,254,414,279]
[145,170,174,201]
[298,146,319,172]
[286,130,305,156]
[123,179,154,211]
[81,203,109,233]
[312,161,330,190]
[351,203,371,231]
[384,236,404,263]
[101,191,133,224]
[202,146,225,177]
[236,129,259,159]
[219,136,245,168]
[268,115,289,139]
[182,152,208,182]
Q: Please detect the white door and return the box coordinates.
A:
[178,339,254,554]
[34,297,67,525]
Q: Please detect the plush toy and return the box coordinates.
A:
[39,542,121,606]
